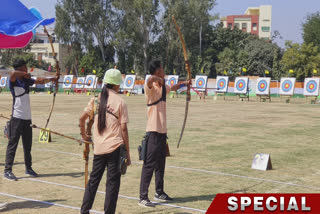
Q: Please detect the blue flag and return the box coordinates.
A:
[0,0,55,36]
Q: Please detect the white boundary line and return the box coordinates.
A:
[0,173,206,213]
[36,148,320,191]
[0,192,103,214]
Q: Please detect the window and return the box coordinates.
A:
[228,23,232,28]
[252,23,257,31]
[242,23,247,31]
[261,26,270,32]
[234,23,240,29]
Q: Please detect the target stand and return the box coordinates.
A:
[234,77,249,101]
[280,95,292,103]
[305,96,317,104]
[257,94,271,102]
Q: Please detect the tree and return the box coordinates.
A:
[280,41,320,81]
[303,12,320,47]
[114,0,160,75]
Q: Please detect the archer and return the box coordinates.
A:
[4,59,58,181]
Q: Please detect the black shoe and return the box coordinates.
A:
[4,171,17,181]
[138,199,155,208]
[154,192,173,202]
[25,168,38,177]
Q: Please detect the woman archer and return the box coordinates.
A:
[79,68,131,214]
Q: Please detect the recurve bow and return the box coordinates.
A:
[172,16,192,148]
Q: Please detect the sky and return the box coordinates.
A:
[20,0,320,48]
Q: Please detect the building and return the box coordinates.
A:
[29,30,68,72]
[221,5,272,40]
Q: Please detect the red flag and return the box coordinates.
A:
[81,68,84,73]
[30,67,34,72]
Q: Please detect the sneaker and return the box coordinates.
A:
[138,199,155,208]
[154,192,173,202]
[4,171,17,181]
[25,168,38,177]
[0,202,8,211]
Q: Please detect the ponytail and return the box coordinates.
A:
[97,84,115,134]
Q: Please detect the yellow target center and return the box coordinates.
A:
[261,83,265,88]
[310,85,314,89]
[285,83,289,88]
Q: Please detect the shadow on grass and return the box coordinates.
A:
[17,171,85,179]
[1,199,66,212]
[0,162,24,166]
[227,181,264,193]
[169,194,216,204]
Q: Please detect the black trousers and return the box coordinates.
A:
[81,148,121,214]
[139,132,167,200]
[5,117,32,172]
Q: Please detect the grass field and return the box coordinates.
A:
[0,93,320,214]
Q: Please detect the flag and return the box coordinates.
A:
[173,69,176,75]
[131,70,135,74]
[265,70,269,75]
[289,69,294,73]
[70,70,72,74]
[313,69,317,74]
[93,70,96,74]
[81,68,84,73]
[242,68,247,72]
[48,65,52,72]
[224,70,227,75]
[30,67,34,72]
[0,0,55,49]
[201,67,204,73]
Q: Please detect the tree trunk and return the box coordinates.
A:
[199,22,202,55]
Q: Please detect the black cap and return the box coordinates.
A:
[13,59,27,70]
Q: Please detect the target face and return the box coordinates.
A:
[216,76,229,93]
[76,77,85,88]
[123,75,136,89]
[279,78,296,95]
[236,80,246,91]
[234,77,249,94]
[194,75,207,91]
[169,77,177,86]
[255,78,271,95]
[196,78,205,88]
[258,80,267,92]
[304,78,320,96]
[63,75,74,89]
[306,80,317,93]
[282,80,293,92]
[0,77,6,87]
[126,77,133,87]
[85,75,96,89]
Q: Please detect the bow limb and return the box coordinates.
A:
[44,26,60,129]
[172,16,192,148]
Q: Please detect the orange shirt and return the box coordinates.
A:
[84,90,129,155]
[145,82,171,133]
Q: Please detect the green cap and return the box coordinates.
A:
[103,69,123,85]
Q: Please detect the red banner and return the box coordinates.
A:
[206,194,320,213]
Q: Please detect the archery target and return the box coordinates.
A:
[255,77,271,95]
[145,75,151,86]
[123,75,136,89]
[62,75,74,89]
[76,77,86,89]
[166,75,179,87]
[0,77,7,87]
[85,75,96,89]
[30,77,37,88]
[304,78,320,96]
[234,77,249,94]
[216,76,229,93]
[195,75,208,92]
[279,77,296,95]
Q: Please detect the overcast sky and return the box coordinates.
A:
[20,0,320,48]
